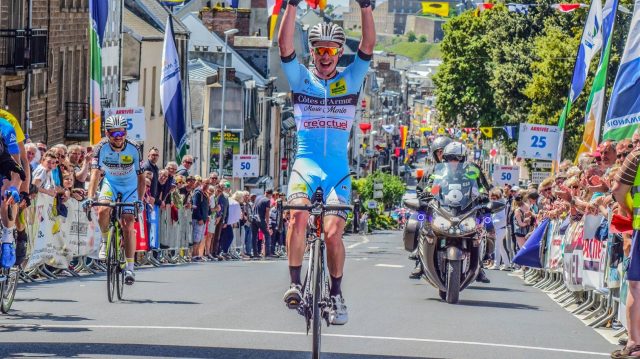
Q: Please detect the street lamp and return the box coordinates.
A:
[219,28,239,177]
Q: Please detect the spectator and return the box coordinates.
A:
[252,190,274,258]
[204,184,219,260]
[241,191,254,258]
[488,188,510,271]
[191,180,210,261]
[212,185,229,260]
[220,191,243,258]
[25,142,38,172]
[513,192,532,252]
[176,155,194,176]
[157,169,171,208]
[68,144,92,189]
[142,147,161,204]
[32,150,59,197]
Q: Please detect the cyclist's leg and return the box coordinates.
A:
[97,180,115,251]
[323,172,351,297]
[0,173,20,267]
[120,189,139,272]
[285,159,320,285]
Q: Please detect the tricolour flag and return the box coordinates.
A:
[160,17,187,161]
[513,219,550,268]
[268,0,284,40]
[89,0,108,145]
[422,2,450,17]
[552,3,588,12]
[603,0,640,141]
[555,0,602,164]
[577,0,618,159]
[474,3,494,16]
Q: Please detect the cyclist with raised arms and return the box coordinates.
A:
[87,115,144,285]
[278,0,375,325]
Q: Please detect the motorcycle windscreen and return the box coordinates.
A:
[431,162,479,212]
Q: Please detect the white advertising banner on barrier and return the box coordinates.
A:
[517,124,560,160]
[26,194,73,270]
[233,155,259,178]
[103,107,146,141]
[491,165,519,186]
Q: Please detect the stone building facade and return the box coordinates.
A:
[0,0,89,145]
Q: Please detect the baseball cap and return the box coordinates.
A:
[511,186,521,192]
[224,181,231,188]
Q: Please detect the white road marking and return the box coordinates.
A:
[367,246,380,249]
[375,264,404,268]
[0,323,609,356]
[347,234,369,249]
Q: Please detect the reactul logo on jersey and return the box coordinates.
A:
[302,119,349,130]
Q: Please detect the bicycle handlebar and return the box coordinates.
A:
[282,203,353,212]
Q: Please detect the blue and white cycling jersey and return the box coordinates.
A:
[281,50,371,208]
[91,138,143,194]
[0,118,20,156]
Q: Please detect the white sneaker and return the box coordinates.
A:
[98,241,107,260]
[124,270,135,285]
[329,294,348,325]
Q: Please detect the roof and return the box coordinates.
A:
[181,13,271,87]
[188,58,218,83]
[123,9,164,40]
[125,0,190,35]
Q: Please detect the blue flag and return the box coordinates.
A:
[160,17,187,162]
[503,126,516,140]
[604,0,640,140]
[513,219,550,268]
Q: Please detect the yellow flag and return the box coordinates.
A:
[479,127,493,138]
[437,128,445,135]
[422,1,449,17]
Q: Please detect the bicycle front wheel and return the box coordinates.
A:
[116,230,125,300]
[311,238,322,359]
[106,227,117,303]
[0,267,18,313]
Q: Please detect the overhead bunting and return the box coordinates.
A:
[552,3,588,12]
[504,126,517,140]
[474,2,494,16]
[422,1,450,17]
[480,127,493,138]
[382,124,395,133]
[507,3,532,14]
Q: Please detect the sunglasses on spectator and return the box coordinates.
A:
[618,152,630,159]
[542,187,552,192]
[313,47,340,56]
[108,130,126,138]
[594,157,602,162]
[184,161,193,164]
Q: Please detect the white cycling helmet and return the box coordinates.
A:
[104,115,127,131]
[308,22,346,48]
[442,141,466,162]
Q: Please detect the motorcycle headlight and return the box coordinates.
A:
[432,214,451,232]
[458,216,477,233]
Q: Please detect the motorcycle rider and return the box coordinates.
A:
[413,141,493,283]
[408,136,451,279]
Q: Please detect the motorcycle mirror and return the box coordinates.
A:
[404,198,420,211]
[488,200,506,213]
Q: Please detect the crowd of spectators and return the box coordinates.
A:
[23,143,288,263]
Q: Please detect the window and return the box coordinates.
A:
[57,51,64,111]
[7,0,24,29]
[142,68,147,107]
[151,66,157,117]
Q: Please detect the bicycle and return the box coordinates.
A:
[279,188,352,359]
[85,193,140,303]
[0,257,19,313]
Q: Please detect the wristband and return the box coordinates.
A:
[356,0,371,8]
[288,0,302,7]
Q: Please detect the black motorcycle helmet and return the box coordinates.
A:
[431,136,452,163]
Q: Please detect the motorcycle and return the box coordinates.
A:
[404,162,505,304]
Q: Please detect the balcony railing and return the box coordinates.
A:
[0,28,49,73]
[65,102,89,140]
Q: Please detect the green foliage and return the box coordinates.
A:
[419,35,428,43]
[367,211,396,230]
[352,171,405,209]
[434,3,628,159]
[407,31,417,42]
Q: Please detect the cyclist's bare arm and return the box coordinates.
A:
[136,172,145,201]
[17,142,30,194]
[278,2,297,57]
[359,6,375,54]
[87,168,103,199]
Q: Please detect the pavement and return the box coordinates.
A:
[0,230,618,358]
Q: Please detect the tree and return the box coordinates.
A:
[407,31,417,42]
[419,35,427,43]
[352,172,405,209]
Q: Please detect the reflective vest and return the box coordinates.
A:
[633,167,640,230]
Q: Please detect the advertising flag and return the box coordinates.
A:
[577,0,618,158]
[555,0,603,164]
[89,0,108,145]
[603,0,640,140]
[421,2,450,17]
[160,18,187,161]
[267,0,284,40]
